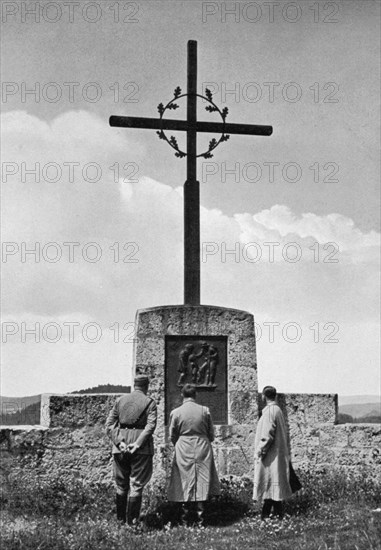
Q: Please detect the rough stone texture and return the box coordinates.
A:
[0,396,121,492]
[1,395,380,501]
[277,393,338,426]
[40,394,51,427]
[1,306,380,502]
[289,423,381,471]
[133,305,258,490]
[49,394,120,428]
[228,366,258,393]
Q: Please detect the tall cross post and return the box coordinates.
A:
[110,40,272,306]
[185,40,199,305]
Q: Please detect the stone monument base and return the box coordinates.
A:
[132,304,258,492]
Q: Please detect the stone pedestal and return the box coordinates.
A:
[132,304,258,491]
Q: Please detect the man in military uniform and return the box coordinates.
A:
[105,375,157,524]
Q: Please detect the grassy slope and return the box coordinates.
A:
[2,503,380,550]
[2,469,380,550]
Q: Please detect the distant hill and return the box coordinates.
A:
[337,413,354,424]
[339,395,380,406]
[338,397,381,424]
[0,385,130,427]
[337,413,381,424]
[0,401,41,425]
[339,402,381,418]
[1,394,41,412]
[1,395,41,425]
[2,390,379,426]
[71,384,130,394]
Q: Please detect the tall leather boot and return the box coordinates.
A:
[116,493,127,523]
[261,499,273,520]
[197,502,205,525]
[127,496,142,525]
[183,503,198,526]
[273,500,284,519]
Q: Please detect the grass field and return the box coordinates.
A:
[2,468,380,549]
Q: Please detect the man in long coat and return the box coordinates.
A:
[168,384,220,523]
[253,385,292,519]
[105,375,157,524]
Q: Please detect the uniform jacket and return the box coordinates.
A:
[167,398,220,502]
[253,402,292,501]
[105,390,157,455]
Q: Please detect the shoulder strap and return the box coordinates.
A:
[130,397,153,427]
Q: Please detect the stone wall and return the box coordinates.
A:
[1,391,380,497]
[1,305,379,499]
[278,394,381,472]
[212,392,339,479]
[1,395,119,489]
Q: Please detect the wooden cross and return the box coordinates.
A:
[110,40,272,306]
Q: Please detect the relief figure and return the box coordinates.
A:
[196,341,210,384]
[206,345,218,386]
[177,344,194,386]
[177,341,219,387]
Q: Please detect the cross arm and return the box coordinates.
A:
[109,115,273,136]
[109,115,188,132]
[200,121,273,136]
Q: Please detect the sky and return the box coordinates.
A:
[1,0,380,398]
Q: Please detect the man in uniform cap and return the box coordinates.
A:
[106,374,157,524]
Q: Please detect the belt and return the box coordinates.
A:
[119,424,144,429]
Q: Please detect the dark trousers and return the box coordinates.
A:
[113,452,153,497]
[113,452,153,524]
[261,499,283,519]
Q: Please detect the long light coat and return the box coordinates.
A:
[253,402,292,502]
[168,398,221,502]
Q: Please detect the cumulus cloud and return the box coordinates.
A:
[1,109,138,161]
[235,206,379,259]
[1,111,379,395]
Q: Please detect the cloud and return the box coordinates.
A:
[236,205,380,256]
[1,110,136,161]
[1,111,379,395]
